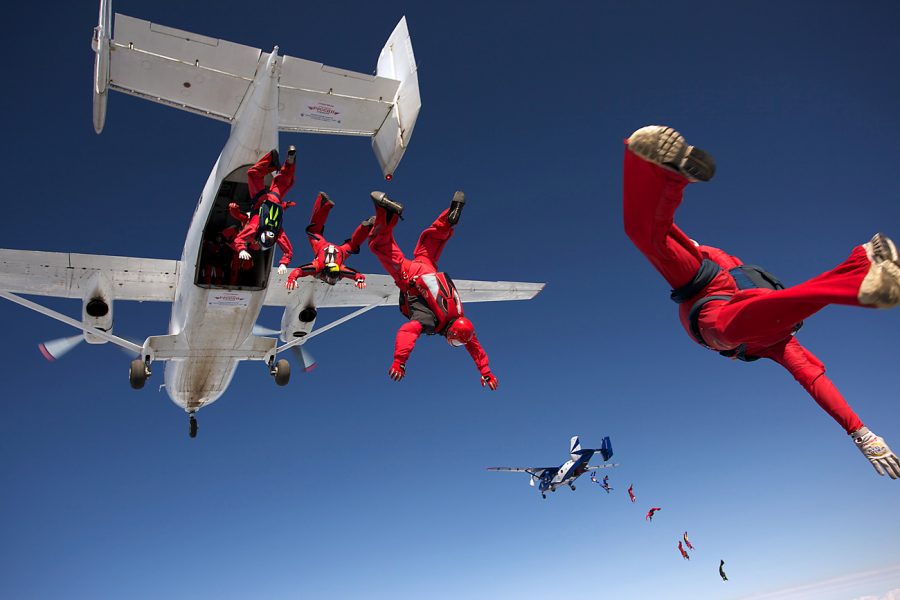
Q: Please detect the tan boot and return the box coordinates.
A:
[858,233,900,308]
[627,125,716,182]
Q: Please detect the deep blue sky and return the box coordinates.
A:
[1,1,899,599]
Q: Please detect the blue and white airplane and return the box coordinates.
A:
[488,436,618,499]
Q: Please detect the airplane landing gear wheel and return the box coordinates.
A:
[542,494,546,499]
[189,414,198,438]
[570,485,576,491]
[273,358,290,386]
[129,358,148,389]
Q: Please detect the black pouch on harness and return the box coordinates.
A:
[729,265,785,291]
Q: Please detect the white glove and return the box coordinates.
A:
[277,264,287,275]
[852,427,900,479]
[238,250,251,261]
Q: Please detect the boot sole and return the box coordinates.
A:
[628,126,716,182]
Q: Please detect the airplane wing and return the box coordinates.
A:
[587,463,620,470]
[95,9,420,176]
[486,467,556,477]
[0,249,177,302]
[264,273,544,308]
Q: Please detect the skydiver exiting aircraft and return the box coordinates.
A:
[367,190,498,389]
[627,484,636,503]
[719,560,728,581]
[678,541,690,560]
[285,192,371,290]
[646,507,661,521]
[683,531,694,551]
[232,146,297,274]
[623,125,900,480]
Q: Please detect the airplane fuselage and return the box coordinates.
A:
[542,451,595,493]
[164,50,282,413]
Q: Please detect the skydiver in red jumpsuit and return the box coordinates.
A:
[646,507,661,521]
[623,125,900,479]
[232,146,297,273]
[367,190,498,390]
[627,484,636,503]
[285,192,372,290]
[678,541,690,560]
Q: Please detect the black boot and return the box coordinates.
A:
[371,191,404,218]
[447,190,466,225]
[286,145,297,165]
[268,148,280,169]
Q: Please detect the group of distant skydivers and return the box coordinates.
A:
[228,124,899,479]
[591,474,728,580]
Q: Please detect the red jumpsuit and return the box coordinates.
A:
[368,205,491,375]
[231,151,296,266]
[623,147,872,434]
[287,193,369,285]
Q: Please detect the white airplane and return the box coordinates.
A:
[0,2,543,437]
[487,436,618,499]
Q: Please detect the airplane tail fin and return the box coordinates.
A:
[599,436,613,462]
[569,435,582,460]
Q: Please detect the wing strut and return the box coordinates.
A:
[0,291,142,355]
[273,301,383,355]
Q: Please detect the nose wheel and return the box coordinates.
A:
[129,358,151,389]
[189,414,198,438]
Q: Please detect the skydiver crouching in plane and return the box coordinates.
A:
[623,125,900,479]
[285,192,371,290]
[232,146,297,274]
[367,190,498,390]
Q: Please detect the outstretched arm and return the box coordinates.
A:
[338,265,366,289]
[466,334,497,390]
[285,264,317,289]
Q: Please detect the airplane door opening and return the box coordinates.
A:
[194,166,274,291]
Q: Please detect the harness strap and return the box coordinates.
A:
[687,294,732,347]
[671,259,721,304]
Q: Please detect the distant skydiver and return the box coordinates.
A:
[683,531,694,551]
[367,190,498,390]
[627,484,636,503]
[677,541,690,560]
[600,475,613,493]
[623,125,900,479]
[232,146,297,273]
[646,507,661,521]
[285,192,371,290]
[719,560,728,581]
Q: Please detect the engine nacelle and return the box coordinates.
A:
[279,303,317,342]
[82,273,113,344]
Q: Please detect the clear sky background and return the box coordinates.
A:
[1,1,898,599]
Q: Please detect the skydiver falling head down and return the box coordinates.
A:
[232,146,298,275]
[683,531,694,551]
[646,507,661,521]
[623,125,900,479]
[719,560,728,581]
[367,190,498,390]
[285,192,371,290]
[628,484,636,503]
[678,541,690,560]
